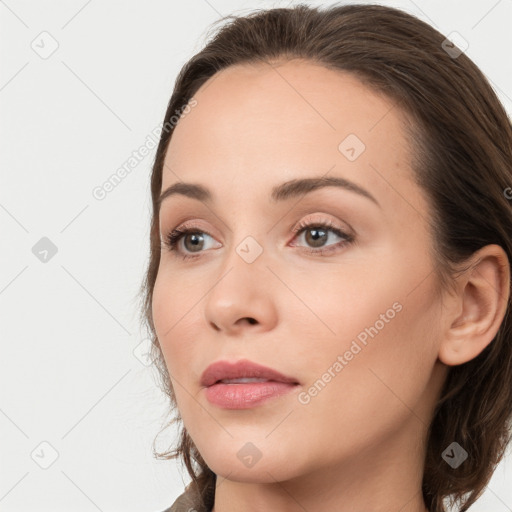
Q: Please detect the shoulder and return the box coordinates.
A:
[160,483,213,512]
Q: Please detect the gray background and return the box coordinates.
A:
[1,0,511,510]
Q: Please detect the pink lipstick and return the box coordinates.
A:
[200,359,300,409]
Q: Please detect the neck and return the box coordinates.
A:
[211,414,431,512]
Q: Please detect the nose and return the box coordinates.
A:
[203,243,278,336]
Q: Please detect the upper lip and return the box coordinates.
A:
[200,359,300,388]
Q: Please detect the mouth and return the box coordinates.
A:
[204,380,300,409]
[200,359,300,409]
[214,377,278,384]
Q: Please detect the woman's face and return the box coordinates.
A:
[152,60,449,485]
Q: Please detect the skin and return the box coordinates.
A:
[151,59,510,512]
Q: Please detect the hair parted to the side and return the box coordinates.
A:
[137,3,512,511]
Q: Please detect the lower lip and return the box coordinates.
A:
[204,381,299,409]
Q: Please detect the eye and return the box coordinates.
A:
[162,217,354,261]
[163,222,220,261]
[290,218,354,256]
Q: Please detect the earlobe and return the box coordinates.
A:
[438,244,511,367]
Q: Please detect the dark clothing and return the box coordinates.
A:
[162,483,214,512]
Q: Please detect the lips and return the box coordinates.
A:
[201,359,301,409]
[200,359,300,388]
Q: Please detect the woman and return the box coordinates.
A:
[139,3,512,511]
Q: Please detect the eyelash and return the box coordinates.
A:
[163,219,354,261]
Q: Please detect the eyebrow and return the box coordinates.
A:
[157,176,380,210]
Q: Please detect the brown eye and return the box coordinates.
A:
[181,232,205,252]
[290,219,355,256]
[303,227,329,248]
[164,226,220,260]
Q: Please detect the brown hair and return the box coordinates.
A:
[138,3,512,511]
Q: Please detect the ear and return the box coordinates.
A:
[438,244,511,366]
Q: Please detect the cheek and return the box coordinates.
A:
[151,271,199,377]
[292,238,439,377]
[283,266,404,368]
[152,278,205,418]
[294,271,440,451]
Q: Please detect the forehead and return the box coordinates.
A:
[162,59,424,219]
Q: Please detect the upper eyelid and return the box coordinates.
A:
[174,211,347,230]
[171,215,344,234]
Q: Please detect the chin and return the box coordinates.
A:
[208,460,295,484]
[199,443,305,484]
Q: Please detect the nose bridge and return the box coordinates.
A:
[217,227,268,291]
[221,207,269,269]
[203,223,276,332]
